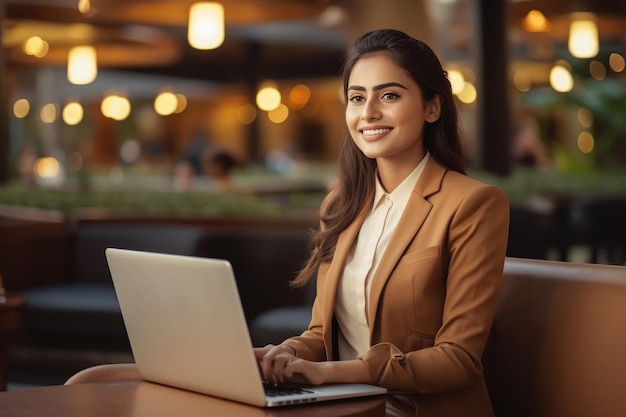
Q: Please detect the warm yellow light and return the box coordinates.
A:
[256,86,281,111]
[513,71,532,92]
[456,82,477,104]
[577,131,594,154]
[609,53,625,73]
[188,2,224,50]
[549,64,574,92]
[568,14,599,59]
[589,60,606,80]
[40,103,58,123]
[154,92,178,116]
[101,95,131,121]
[523,10,551,32]
[67,45,97,85]
[174,94,188,113]
[78,0,90,14]
[23,36,49,58]
[62,102,84,125]
[34,157,61,178]
[447,70,465,95]
[577,107,593,129]
[268,104,289,123]
[237,104,257,124]
[13,99,30,118]
[288,84,311,109]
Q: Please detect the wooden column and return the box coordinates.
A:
[0,4,9,184]
[476,0,511,175]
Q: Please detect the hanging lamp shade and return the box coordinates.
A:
[568,13,599,59]
[188,2,225,50]
[67,45,97,85]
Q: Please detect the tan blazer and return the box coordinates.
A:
[285,157,510,417]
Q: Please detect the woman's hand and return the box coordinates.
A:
[254,344,371,386]
[254,344,326,385]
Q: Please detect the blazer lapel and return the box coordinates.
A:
[321,197,371,354]
[366,158,447,328]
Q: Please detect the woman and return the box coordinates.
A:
[255,29,509,417]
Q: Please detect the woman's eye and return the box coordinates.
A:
[381,92,399,100]
[349,95,364,103]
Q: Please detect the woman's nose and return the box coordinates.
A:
[361,101,381,121]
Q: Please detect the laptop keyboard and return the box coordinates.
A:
[263,382,314,397]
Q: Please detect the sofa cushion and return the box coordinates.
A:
[249,306,312,347]
[22,224,214,343]
[198,229,312,321]
[484,258,626,417]
[72,223,211,284]
[23,283,126,341]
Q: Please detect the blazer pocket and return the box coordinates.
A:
[396,245,440,269]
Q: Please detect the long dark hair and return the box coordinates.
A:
[293,29,465,287]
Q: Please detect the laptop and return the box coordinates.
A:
[105,248,387,407]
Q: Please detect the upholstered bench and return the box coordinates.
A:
[11,222,313,384]
[22,223,213,343]
[484,257,626,417]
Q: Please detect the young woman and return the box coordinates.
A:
[255,29,510,417]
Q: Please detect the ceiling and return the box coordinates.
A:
[2,0,348,84]
[3,0,626,93]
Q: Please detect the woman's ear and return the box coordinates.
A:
[425,95,442,123]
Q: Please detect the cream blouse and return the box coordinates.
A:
[335,152,430,360]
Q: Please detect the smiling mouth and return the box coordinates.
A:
[361,128,392,136]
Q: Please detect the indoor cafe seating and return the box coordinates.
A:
[10,221,312,382]
[62,257,626,417]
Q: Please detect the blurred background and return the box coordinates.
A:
[2,0,625,272]
[1,0,625,209]
[0,0,625,390]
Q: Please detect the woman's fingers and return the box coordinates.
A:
[258,345,295,383]
[270,353,293,383]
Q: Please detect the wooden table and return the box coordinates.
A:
[0,292,26,391]
[0,380,387,417]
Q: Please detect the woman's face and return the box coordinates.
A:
[345,52,439,167]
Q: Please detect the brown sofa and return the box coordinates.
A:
[251,257,626,416]
[484,257,626,417]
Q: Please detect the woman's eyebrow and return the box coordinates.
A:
[347,82,408,92]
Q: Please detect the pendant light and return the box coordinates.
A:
[67,45,97,85]
[188,2,225,50]
[568,12,599,59]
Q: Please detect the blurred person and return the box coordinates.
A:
[254,29,509,417]
[511,109,551,170]
[202,149,238,192]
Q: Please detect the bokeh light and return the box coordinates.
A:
[268,103,289,123]
[13,99,30,118]
[550,64,574,92]
[62,102,84,125]
[256,86,281,111]
[40,103,58,123]
[237,104,257,124]
[577,131,594,154]
[154,92,178,116]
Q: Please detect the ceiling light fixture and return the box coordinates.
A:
[568,12,599,59]
[523,10,551,32]
[77,0,90,14]
[188,2,225,50]
[67,45,97,85]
